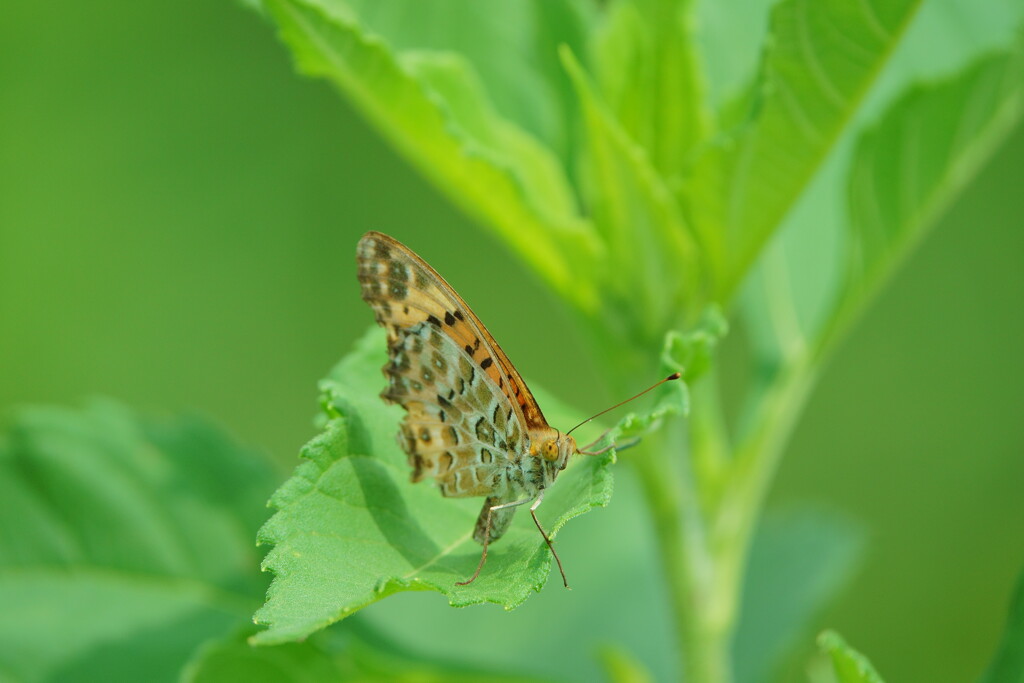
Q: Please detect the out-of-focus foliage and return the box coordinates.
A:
[0,402,275,681]
[980,565,1024,683]
[184,623,555,683]
[816,631,886,683]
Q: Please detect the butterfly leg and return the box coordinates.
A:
[529,491,570,589]
[457,496,533,586]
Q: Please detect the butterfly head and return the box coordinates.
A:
[536,432,577,471]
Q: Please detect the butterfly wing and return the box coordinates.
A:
[356,231,545,497]
[357,232,552,431]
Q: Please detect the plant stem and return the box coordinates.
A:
[633,417,731,683]
[712,354,820,655]
[631,347,820,683]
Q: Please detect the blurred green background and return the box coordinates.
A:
[1,1,1022,681]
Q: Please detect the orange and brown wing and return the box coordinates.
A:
[357,231,551,496]
[356,231,551,432]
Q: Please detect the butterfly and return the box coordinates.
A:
[356,231,677,587]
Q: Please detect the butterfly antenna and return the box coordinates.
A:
[566,372,681,437]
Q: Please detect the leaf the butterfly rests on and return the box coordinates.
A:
[251,308,685,643]
[357,231,578,586]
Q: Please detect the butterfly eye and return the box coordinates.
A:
[541,440,559,461]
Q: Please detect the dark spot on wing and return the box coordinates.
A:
[432,351,447,373]
[480,357,493,370]
[390,260,409,282]
[475,417,496,446]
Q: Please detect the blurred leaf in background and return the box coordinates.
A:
[813,631,886,683]
[0,401,274,681]
[183,622,555,683]
[979,563,1024,683]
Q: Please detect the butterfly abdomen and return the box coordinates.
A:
[473,496,517,544]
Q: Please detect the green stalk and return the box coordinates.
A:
[712,355,820,659]
[633,421,730,683]
[625,326,822,683]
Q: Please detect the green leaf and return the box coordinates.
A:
[817,631,886,683]
[307,0,593,156]
[185,621,553,683]
[0,401,276,683]
[597,643,655,683]
[252,326,686,645]
[660,306,728,385]
[733,509,864,683]
[685,0,921,298]
[561,45,699,345]
[263,0,601,316]
[979,563,1024,683]
[590,0,709,179]
[733,31,1024,420]
[184,627,343,682]
[834,40,1024,342]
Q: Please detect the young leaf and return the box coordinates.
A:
[684,0,922,297]
[252,327,686,645]
[303,0,593,156]
[590,0,710,179]
[835,40,1024,342]
[733,34,1024,416]
[0,401,276,682]
[979,563,1024,683]
[263,0,601,316]
[561,46,699,345]
[817,631,886,683]
[660,306,728,385]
